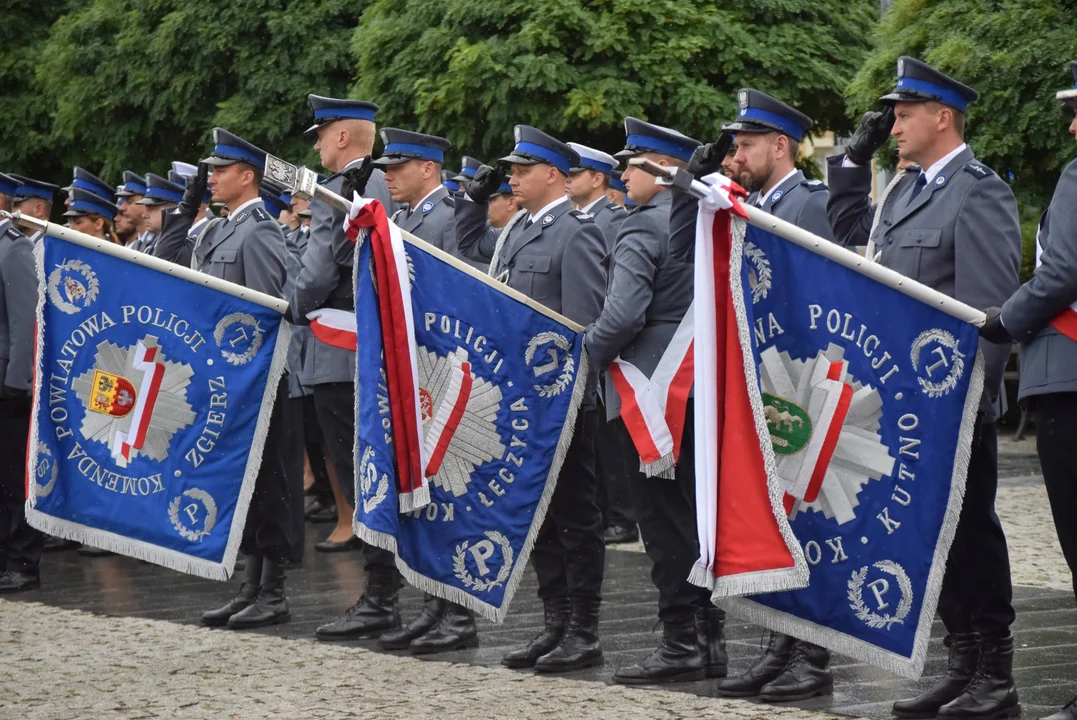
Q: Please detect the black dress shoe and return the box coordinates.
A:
[758,641,833,702]
[316,568,400,640]
[305,499,337,524]
[613,617,703,685]
[893,633,980,718]
[937,633,1020,719]
[0,569,40,593]
[534,597,603,673]
[602,524,639,545]
[715,632,796,697]
[502,597,569,669]
[228,558,291,629]
[314,536,363,553]
[379,596,446,650]
[43,536,80,552]
[410,603,479,654]
[202,555,262,626]
[77,546,115,557]
[1043,696,1077,720]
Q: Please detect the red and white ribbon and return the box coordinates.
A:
[111,341,165,468]
[306,308,358,350]
[1035,228,1077,342]
[609,307,694,478]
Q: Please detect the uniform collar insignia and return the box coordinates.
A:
[542,213,554,225]
[422,200,435,213]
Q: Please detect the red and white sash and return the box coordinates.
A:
[609,308,695,478]
[1035,228,1077,343]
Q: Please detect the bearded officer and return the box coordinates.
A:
[565,143,627,252]
[0,171,43,593]
[584,119,731,685]
[154,129,296,630]
[289,95,405,641]
[826,57,1021,720]
[456,126,607,673]
[113,171,149,248]
[978,62,1077,720]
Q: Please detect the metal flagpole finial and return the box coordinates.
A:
[263,154,319,201]
[628,158,704,198]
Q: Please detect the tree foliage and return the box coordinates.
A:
[352,0,877,165]
[847,0,1077,206]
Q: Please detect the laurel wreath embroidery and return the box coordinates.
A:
[359,446,389,513]
[168,488,218,542]
[743,241,771,304]
[910,329,965,398]
[848,561,914,630]
[47,259,100,315]
[34,442,58,498]
[213,312,264,366]
[525,332,574,398]
[453,531,514,592]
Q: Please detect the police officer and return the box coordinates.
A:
[606,176,628,209]
[135,173,185,250]
[584,118,730,685]
[486,178,517,229]
[978,62,1077,720]
[62,167,114,207]
[289,95,403,641]
[10,176,57,242]
[456,126,607,673]
[63,188,120,242]
[441,170,462,195]
[565,143,628,252]
[366,128,480,654]
[113,171,149,248]
[827,58,1021,719]
[154,129,296,630]
[0,171,43,593]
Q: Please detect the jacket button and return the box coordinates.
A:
[527,261,534,269]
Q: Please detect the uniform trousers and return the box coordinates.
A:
[283,391,307,563]
[596,413,637,530]
[937,420,1015,636]
[532,407,605,601]
[627,402,712,623]
[240,379,299,563]
[0,395,42,574]
[300,393,332,502]
[1032,392,1077,604]
[312,382,394,571]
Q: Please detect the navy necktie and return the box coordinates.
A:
[524,217,533,230]
[907,172,928,205]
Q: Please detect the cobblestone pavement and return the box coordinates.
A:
[0,601,848,720]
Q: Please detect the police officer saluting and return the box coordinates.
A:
[155,129,296,630]
[0,171,43,593]
[456,126,608,673]
[565,143,627,252]
[827,58,1021,719]
[978,62,1077,720]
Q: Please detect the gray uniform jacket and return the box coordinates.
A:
[284,225,311,399]
[826,148,1022,421]
[289,162,394,386]
[0,220,36,392]
[1001,158,1077,401]
[584,191,692,420]
[669,169,834,261]
[392,185,457,256]
[588,199,628,253]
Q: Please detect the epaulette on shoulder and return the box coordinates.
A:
[569,210,594,223]
[4,227,22,241]
[963,162,993,180]
[802,179,827,192]
[251,207,272,223]
[442,194,456,209]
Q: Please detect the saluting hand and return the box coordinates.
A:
[178,162,209,219]
[844,106,896,166]
[687,132,734,180]
[341,156,374,199]
[464,163,507,204]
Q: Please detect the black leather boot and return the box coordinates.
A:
[201,555,262,627]
[696,606,728,679]
[937,633,1020,719]
[0,569,40,593]
[315,567,400,640]
[534,597,603,673]
[378,595,446,650]
[409,602,479,654]
[715,632,796,697]
[502,596,569,669]
[228,557,291,629]
[758,640,833,702]
[893,633,981,718]
[613,616,703,684]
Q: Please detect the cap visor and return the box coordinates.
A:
[612,149,640,160]
[303,121,324,136]
[134,197,165,206]
[500,152,542,166]
[61,208,88,217]
[199,155,238,166]
[1056,89,1077,100]
[450,174,470,183]
[879,90,935,104]
[371,155,411,167]
[722,121,778,134]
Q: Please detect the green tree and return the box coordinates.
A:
[847,0,1077,206]
[28,0,365,188]
[351,0,877,167]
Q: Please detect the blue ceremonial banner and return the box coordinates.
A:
[352,221,587,623]
[26,227,289,580]
[720,220,983,677]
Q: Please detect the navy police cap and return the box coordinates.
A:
[568,143,619,175]
[1057,60,1077,102]
[880,57,978,112]
[609,175,627,193]
[490,178,513,198]
[260,183,289,219]
[201,128,269,169]
[500,126,579,175]
[0,172,19,197]
[136,174,185,206]
[724,90,813,142]
[10,175,58,203]
[305,95,379,136]
[441,170,461,192]
[63,188,119,221]
[114,170,148,198]
[614,118,701,163]
[452,156,484,183]
[62,167,113,202]
[372,128,451,166]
